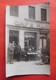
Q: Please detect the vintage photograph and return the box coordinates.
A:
[6,2,50,77]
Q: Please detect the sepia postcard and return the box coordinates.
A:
[6,2,50,77]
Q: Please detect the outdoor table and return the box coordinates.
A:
[27,52,38,61]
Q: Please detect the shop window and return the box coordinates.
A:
[9,30,19,45]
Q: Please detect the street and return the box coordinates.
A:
[6,61,50,77]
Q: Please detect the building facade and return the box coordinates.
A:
[6,3,50,61]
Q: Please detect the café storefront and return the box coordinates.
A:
[6,21,49,62]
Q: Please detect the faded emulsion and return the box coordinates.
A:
[6,2,50,77]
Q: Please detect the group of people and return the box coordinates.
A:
[7,41,21,64]
[7,41,50,64]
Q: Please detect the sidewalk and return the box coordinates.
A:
[6,61,50,77]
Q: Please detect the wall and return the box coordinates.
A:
[6,4,50,26]
[19,30,24,48]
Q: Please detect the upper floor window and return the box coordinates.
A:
[10,6,18,17]
[29,6,35,19]
[41,8,47,21]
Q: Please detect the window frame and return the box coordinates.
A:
[29,6,35,20]
[10,6,18,17]
[41,8,47,21]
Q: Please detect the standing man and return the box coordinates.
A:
[8,42,14,64]
[14,43,21,61]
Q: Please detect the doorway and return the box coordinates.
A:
[24,32,37,52]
